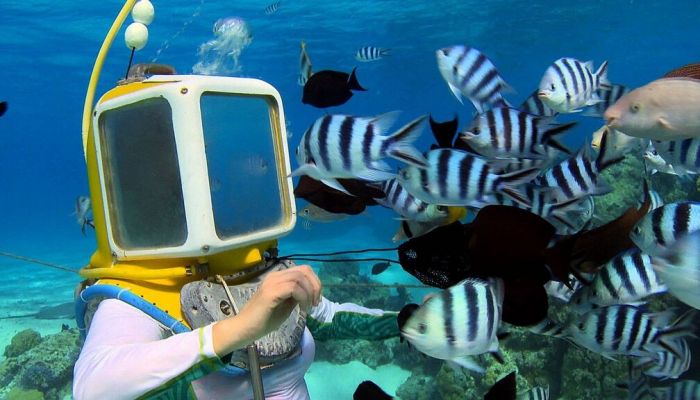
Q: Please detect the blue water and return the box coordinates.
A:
[1,0,700,398]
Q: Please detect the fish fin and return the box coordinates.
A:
[467,96,486,113]
[429,113,459,148]
[353,381,393,400]
[380,48,391,57]
[347,67,366,91]
[489,349,505,365]
[596,60,611,89]
[354,168,396,182]
[370,110,401,134]
[657,116,676,131]
[446,82,464,104]
[448,356,484,374]
[496,167,541,207]
[321,178,353,195]
[386,115,428,168]
[288,163,320,178]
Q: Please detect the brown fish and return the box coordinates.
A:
[294,175,384,215]
[604,77,700,141]
[663,62,700,80]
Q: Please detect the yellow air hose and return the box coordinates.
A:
[81,0,137,159]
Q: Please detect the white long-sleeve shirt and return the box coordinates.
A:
[73,297,387,400]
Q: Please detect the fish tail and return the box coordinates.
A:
[380,48,391,57]
[542,122,577,154]
[655,309,697,358]
[596,60,611,90]
[595,127,624,171]
[496,167,541,207]
[348,67,367,91]
[386,115,428,168]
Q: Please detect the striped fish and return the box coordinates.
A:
[651,230,700,310]
[264,1,281,15]
[569,248,666,312]
[584,84,629,117]
[547,195,594,235]
[566,305,696,360]
[355,46,390,62]
[636,338,691,380]
[377,179,448,222]
[545,278,582,302]
[520,89,558,117]
[526,317,567,339]
[459,107,574,160]
[653,138,700,176]
[535,128,622,203]
[644,146,678,176]
[517,386,549,400]
[651,380,700,400]
[538,57,610,113]
[397,148,540,207]
[630,202,700,256]
[436,45,510,112]
[292,112,427,193]
[297,41,313,86]
[400,278,503,373]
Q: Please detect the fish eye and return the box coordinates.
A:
[630,103,640,113]
[550,83,556,91]
[303,209,309,215]
[578,322,585,330]
[436,205,447,212]
[472,126,480,134]
[418,323,427,334]
[441,49,449,56]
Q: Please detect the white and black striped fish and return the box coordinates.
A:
[460,107,574,160]
[569,248,666,312]
[355,46,390,62]
[631,201,700,256]
[377,179,448,222]
[636,338,691,380]
[526,317,567,339]
[520,89,558,118]
[653,138,700,176]
[517,386,549,400]
[651,380,700,400]
[400,278,503,374]
[297,41,313,86]
[547,195,595,235]
[584,84,629,118]
[566,305,696,360]
[264,1,281,15]
[535,129,622,203]
[538,58,610,113]
[292,112,427,193]
[641,185,664,211]
[397,148,540,207]
[436,45,510,112]
[545,278,582,302]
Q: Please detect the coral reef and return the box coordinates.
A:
[3,330,42,358]
[0,328,80,400]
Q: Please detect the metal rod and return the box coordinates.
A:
[215,275,265,400]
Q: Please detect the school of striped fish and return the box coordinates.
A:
[289,39,700,398]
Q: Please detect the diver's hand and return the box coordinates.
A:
[212,265,322,356]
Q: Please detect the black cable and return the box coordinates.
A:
[0,252,80,274]
[278,257,400,265]
[125,47,136,79]
[279,246,398,259]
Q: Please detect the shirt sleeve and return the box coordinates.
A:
[306,297,399,341]
[73,299,222,400]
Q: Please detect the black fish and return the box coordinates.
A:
[429,114,459,149]
[484,371,517,400]
[353,381,393,400]
[397,206,555,326]
[0,101,7,117]
[371,262,391,275]
[302,67,366,108]
[294,175,384,215]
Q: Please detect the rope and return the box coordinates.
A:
[278,257,399,264]
[280,247,398,258]
[324,283,429,289]
[0,251,80,274]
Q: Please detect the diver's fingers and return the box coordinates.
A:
[276,269,315,311]
[295,265,322,306]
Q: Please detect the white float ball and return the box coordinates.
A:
[132,0,155,25]
[125,22,148,50]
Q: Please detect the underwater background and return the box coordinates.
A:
[1,0,700,399]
